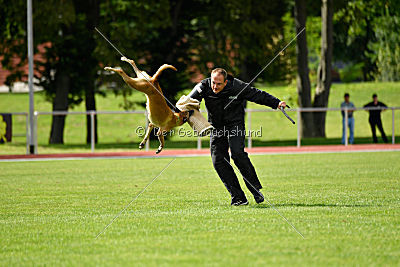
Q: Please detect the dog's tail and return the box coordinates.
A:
[152,64,177,81]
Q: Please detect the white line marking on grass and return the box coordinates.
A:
[95,157,176,238]
[223,157,305,239]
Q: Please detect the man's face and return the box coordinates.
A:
[211,73,227,94]
[373,96,378,104]
[344,96,349,103]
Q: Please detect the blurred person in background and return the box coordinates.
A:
[341,93,355,144]
[363,94,388,143]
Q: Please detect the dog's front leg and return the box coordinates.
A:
[139,123,154,150]
[155,128,165,154]
[104,67,132,83]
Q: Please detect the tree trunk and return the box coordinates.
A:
[294,0,314,137]
[313,0,333,137]
[83,0,99,145]
[49,71,70,144]
[165,0,183,64]
[239,56,253,82]
[85,85,98,144]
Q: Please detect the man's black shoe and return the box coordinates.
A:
[231,199,249,206]
[254,191,264,204]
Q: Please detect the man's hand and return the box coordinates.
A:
[277,101,287,109]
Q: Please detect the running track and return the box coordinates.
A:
[1,144,399,162]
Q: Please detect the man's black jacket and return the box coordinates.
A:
[189,75,281,128]
[363,101,387,121]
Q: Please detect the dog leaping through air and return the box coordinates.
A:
[104,57,189,154]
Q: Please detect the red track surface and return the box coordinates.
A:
[1,144,399,161]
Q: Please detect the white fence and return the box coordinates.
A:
[245,106,399,148]
[3,107,399,154]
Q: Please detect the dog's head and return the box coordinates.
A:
[175,111,190,126]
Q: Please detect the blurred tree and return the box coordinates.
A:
[43,0,100,144]
[97,0,293,112]
[189,0,289,83]
[333,0,400,81]
[368,7,400,81]
[0,0,28,88]
[294,0,333,138]
[0,0,100,144]
[96,0,195,110]
[313,0,333,137]
[294,0,313,137]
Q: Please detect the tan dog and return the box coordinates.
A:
[105,57,188,154]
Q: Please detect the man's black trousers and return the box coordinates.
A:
[369,118,388,143]
[210,124,262,201]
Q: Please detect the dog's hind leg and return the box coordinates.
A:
[120,57,144,78]
[104,66,148,92]
[139,123,154,150]
[104,66,123,74]
[155,128,165,154]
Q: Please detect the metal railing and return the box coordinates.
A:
[245,106,399,148]
[2,107,399,154]
[32,110,149,154]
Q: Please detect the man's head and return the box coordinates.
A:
[344,93,350,103]
[373,93,378,104]
[211,68,228,94]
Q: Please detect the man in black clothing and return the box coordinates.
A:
[188,68,286,206]
[363,94,388,143]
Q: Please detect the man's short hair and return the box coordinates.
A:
[211,68,227,81]
[344,93,350,98]
[372,93,377,98]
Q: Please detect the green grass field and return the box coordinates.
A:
[1,152,399,265]
[1,81,400,154]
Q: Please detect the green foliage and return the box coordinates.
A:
[95,0,297,106]
[368,9,400,81]
[190,0,290,82]
[339,62,364,83]
[97,0,194,108]
[305,16,321,76]
[283,12,321,84]
[333,0,400,81]
[0,0,98,108]
[0,0,29,87]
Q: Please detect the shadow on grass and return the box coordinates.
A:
[251,136,397,147]
[252,203,375,209]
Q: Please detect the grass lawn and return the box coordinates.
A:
[0,81,400,154]
[1,152,399,265]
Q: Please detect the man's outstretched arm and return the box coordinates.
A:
[237,79,285,109]
[188,82,205,102]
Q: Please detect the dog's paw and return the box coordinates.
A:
[156,147,163,154]
[139,143,144,150]
[104,67,121,73]
[121,56,128,62]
